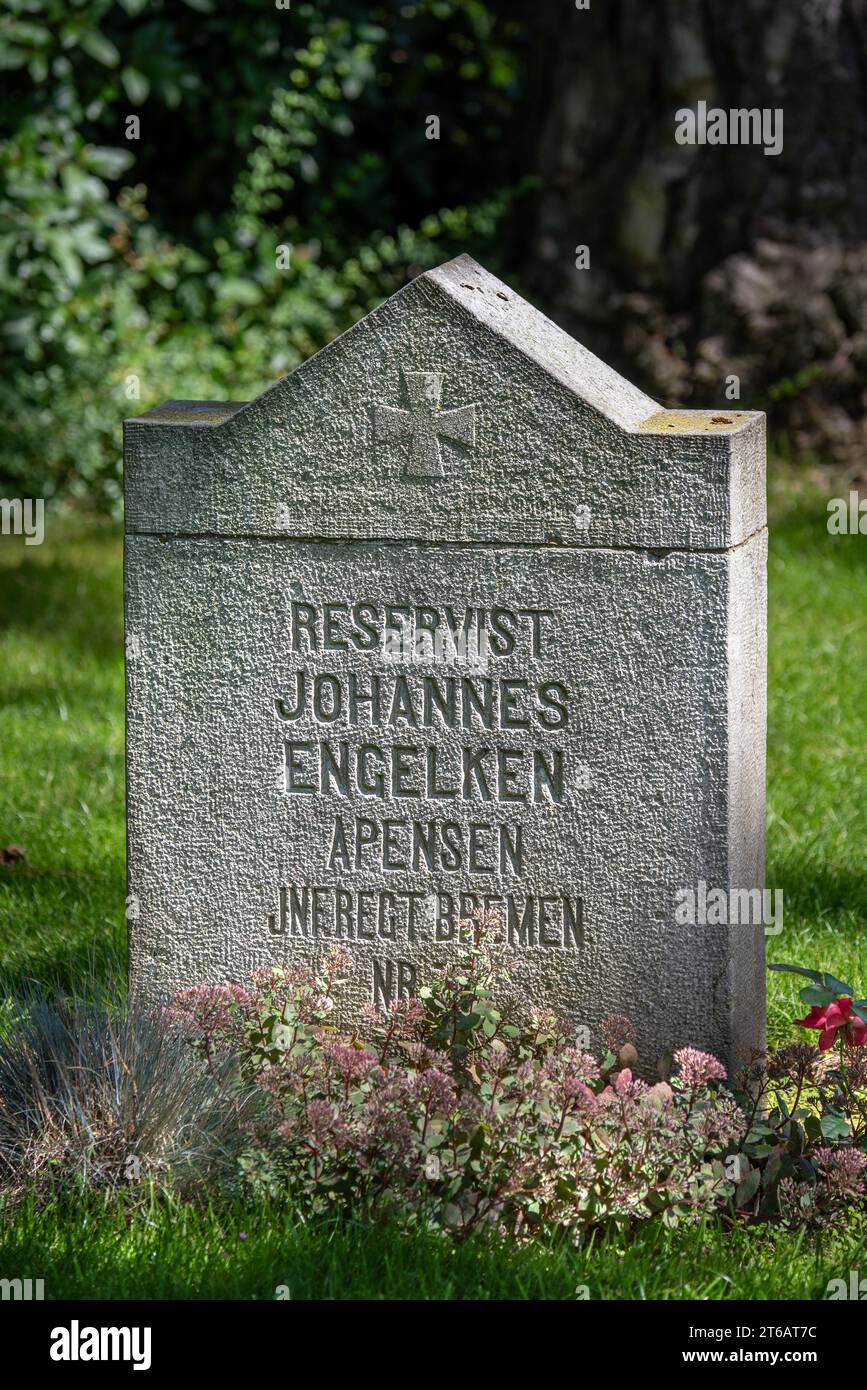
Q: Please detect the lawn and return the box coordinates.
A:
[0,471,865,1299]
[2,1192,866,1300]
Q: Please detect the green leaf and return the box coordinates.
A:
[84,146,135,179]
[745,1122,774,1141]
[821,973,855,996]
[735,1166,761,1207]
[122,67,150,104]
[769,963,854,998]
[820,1114,851,1141]
[768,963,825,983]
[0,47,29,70]
[216,278,265,308]
[70,221,112,264]
[762,1146,788,1188]
[799,985,839,1007]
[80,29,120,67]
[5,21,51,46]
[47,236,82,286]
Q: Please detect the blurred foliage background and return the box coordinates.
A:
[0,0,527,513]
[3,0,867,515]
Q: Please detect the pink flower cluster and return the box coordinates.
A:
[813,1146,867,1197]
[673,1047,728,1088]
[162,983,252,1041]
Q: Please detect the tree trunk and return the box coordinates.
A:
[519,0,867,468]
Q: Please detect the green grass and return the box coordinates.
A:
[0,473,865,1299]
[0,518,125,990]
[764,479,867,1040]
[2,1192,866,1300]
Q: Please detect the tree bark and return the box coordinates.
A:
[519,0,867,467]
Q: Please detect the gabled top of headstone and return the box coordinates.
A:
[124,254,765,550]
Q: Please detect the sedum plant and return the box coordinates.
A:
[164,920,745,1238]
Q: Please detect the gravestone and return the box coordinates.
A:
[124,254,767,1073]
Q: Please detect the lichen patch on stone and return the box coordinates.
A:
[637,409,748,434]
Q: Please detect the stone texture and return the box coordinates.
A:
[124,254,767,1074]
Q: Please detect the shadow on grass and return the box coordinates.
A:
[0,673,122,710]
[0,856,125,989]
[766,861,867,926]
[0,928,128,1005]
[0,529,123,665]
[768,493,866,576]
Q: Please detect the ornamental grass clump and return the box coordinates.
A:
[0,982,259,1202]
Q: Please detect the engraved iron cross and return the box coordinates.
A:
[374,369,476,478]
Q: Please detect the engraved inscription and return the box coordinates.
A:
[265,591,585,999]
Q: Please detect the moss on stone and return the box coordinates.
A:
[135,401,247,427]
